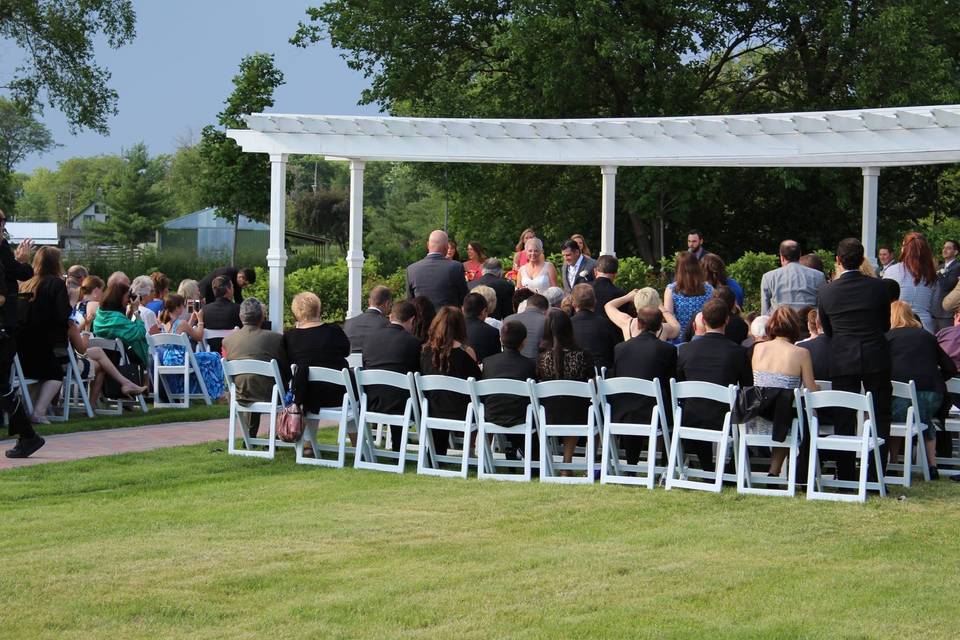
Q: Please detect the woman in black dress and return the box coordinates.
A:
[282,292,351,413]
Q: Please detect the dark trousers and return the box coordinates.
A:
[0,330,37,440]
[830,372,891,481]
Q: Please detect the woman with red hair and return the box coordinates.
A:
[883,232,938,333]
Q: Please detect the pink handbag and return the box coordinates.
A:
[276,404,304,443]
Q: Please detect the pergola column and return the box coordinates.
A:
[347,159,365,319]
[861,166,880,264]
[267,153,288,333]
[600,165,617,256]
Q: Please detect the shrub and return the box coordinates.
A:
[616,257,654,291]
[727,252,779,312]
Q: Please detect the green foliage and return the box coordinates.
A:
[616,257,655,291]
[14,154,127,224]
[290,188,348,248]
[0,97,58,174]
[727,252,779,312]
[87,143,167,249]
[0,0,136,133]
[813,249,836,278]
[159,144,208,215]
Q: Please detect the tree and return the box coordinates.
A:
[89,143,167,250]
[197,53,285,265]
[14,154,126,224]
[290,188,349,248]
[0,98,58,174]
[160,144,208,215]
[0,0,136,134]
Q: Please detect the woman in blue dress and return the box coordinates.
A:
[157,294,225,399]
[664,252,713,345]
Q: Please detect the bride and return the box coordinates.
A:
[515,237,557,294]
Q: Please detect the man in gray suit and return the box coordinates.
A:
[502,294,549,360]
[344,285,392,353]
[560,239,597,295]
[760,239,826,315]
[406,229,469,309]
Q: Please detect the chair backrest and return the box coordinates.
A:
[670,379,736,406]
[815,379,832,391]
[946,377,960,394]
[891,380,915,401]
[307,366,358,412]
[528,379,600,426]
[415,373,474,396]
[599,376,667,428]
[355,368,420,423]
[222,358,285,396]
[472,378,535,399]
[147,332,191,351]
[803,388,874,413]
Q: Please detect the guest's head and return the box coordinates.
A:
[890,300,922,329]
[462,292,488,320]
[713,285,737,313]
[239,298,265,328]
[212,275,233,301]
[500,320,527,352]
[766,306,802,343]
[101,282,131,312]
[858,257,877,278]
[512,287,534,313]
[389,300,417,333]
[701,298,730,331]
[943,239,959,263]
[236,268,256,289]
[561,239,582,267]
[466,241,486,264]
[367,285,392,314]
[882,278,901,303]
[571,283,595,313]
[32,245,62,279]
[700,253,729,289]
[150,272,170,301]
[524,237,545,264]
[778,239,801,264]
[807,307,822,337]
[835,238,864,272]
[749,314,770,341]
[525,293,549,314]
[66,264,88,284]
[560,295,574,316]
[543,286,564,308]
[159,294,186,324]
[796,304,815,340]
[799,253,824,274]
[471,285,497,317]
[515,228,536,252]
[570,234,591,257]
[687,229,704,253]
[177,279,200,302]
[130,275,154,302]
[878,246,894,266]
[899,231,937,285]
[674,251,706,296]
[540,308,578,359]
[411,296,436,342]
[427,229,449,256]
[291,292,322,325]
[80,275,104,301]
[595,255,618,280]
[107,271,129,287]
[635,306,664,335]
[481,258,503,278]
[633,287,661,310]
[446,239,460,261]
[426,306,468,372]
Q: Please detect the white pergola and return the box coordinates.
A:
[227,105,960,330]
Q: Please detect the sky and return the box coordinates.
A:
[12,0,378,173]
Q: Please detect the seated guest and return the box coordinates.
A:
[66,265,87,307]
[611,306,677,464]
[344,285,391,353]
[605,287,681,343]
[677,298,752,470]
[543,286,564,309]
[681,285,747,345]
[156,295,226,400]
[570,283,616,371]
[462,292,500,363]
[504,293,549,360]
[177,278,201,304]
[470,284,502,330]
[107,271,129,287]
[283,292,351,413]
[511,287,535,314]
[92,281,150,369]
[799,253,826,280]
[887,300,957,479]
[469,258,515,320]
[480,321,537,433]
[420,306,481,456]
[943,279,960,317]
[592,255,630,327]
[147,272,170,315]
[536,308,596,470]
[130,275,161,335]
[798,308,831,380]
[202,275,242,353]
[411,295,436,343]
[746,314,770,347]
[936,308,960,369]
[198,266,255,304]
[66,319,147,403]
[74,275,104,331]
[363,300,421,451]
[223,298,289,438]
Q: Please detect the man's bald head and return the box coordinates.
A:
[427,230,449,255]
[108,271,130,287]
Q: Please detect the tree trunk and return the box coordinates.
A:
[230,214,239,266]
[627,212,656,266]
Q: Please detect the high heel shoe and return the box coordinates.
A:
[121,384,147,397]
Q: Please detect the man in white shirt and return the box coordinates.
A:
[933,239,960,332]
[560,239,596,295]
[877,246,897,277]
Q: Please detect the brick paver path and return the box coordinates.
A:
[0,419,228,470]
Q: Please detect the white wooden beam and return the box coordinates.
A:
[600,166,617,257]
[267,154,288,333]
[862,167,880,265]
[347,160,366,319]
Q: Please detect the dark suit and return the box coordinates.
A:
[798,334,831,380]
[818,270,892,480]
[464,316,501,363]
[502,309,547,360]
[612,332,677,464]
[469,273,516,320]
[199,267,243,304]
[480,348,537,428]
[362,323,422,451]
[406,253,468,309]
[344,308,389,354]
[677,332,752,470]
[561,256,597,294]
[934,260,960,330]
[571,309,616,370]
[202,296,241,354]
[592,277,631,323]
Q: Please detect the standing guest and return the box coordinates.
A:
[665,252,714,345]
[798,308,831,380]
[201,275,242,353]
[462,292,501,363]
[592,255,630,325]
[676,299,752,471]
[516,237,557,294]
[480,321,538,455]
[344,285,391,354]
[932,239,960,332]
[560,239,597,295]
[157,295,225,399]
[883,231,937,333]
[701,254,744,309]
[512,228,537,271]
[74,275,104,331]
[463,242,487,282]
[223,298,289,438]
[799,253,827,280]
[536,308,595,471]
[406,230,469,309]
[886,300,956,479]
[420,306,481,457]
[198,266,255,305]
[445,239,460,261]
[469,258,515,320]
[92,281,149,368]
[283,292,351,413]
[503,293,549,360]
[877,245,897,277]
[687,229,710,260]
[605,287,680,343]
[147,272,170,315]
[130,275,161,335]
[411,296,436,343]
[569,283,616,371]
[760,240,826,315]
[470,285,502,330]
[177,279,201,304]
[818,238,892,480]
[570,234,592,258]
[18,246,71,424]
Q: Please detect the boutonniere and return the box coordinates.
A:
[578,270,588,278]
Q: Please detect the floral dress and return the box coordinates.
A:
[667,282,713,345]
[159,319,225,399]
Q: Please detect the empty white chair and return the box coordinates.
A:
[197,327,237,353]
[297,366,358,468]
[354,369,420,473]
[529,379,601,484]
[665,379,738,493]
[471,378,537,481]
[147,333,212,408]
[735,388,803,497]
[223,358,287,459]
[414,373,477,478]
[937,377,960,476]
[804,389,886,503]
[886,380,931,487]
[597,377,670,489]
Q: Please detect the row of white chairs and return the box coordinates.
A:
[222,360,960,503]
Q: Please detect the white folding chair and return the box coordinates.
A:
[804,389,886,503]
[296,366,359,468]
[354,369,420,473]
[223,358,287,459]
[11,354,36,416]
[197,328,237,353]
[735,388,803,497]
[147,333,212,408]
[529,379,601,484]
[87,337,149,414]
[347,353,363,369]
[56,347,96,420]
[937,377,960,476]
[470,378,537,482]
[414,373,477,478]
[665,380,738,493]
[886,380,931,487]
[597,377,670,489]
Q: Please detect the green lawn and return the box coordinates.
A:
[1,445,958,639]
[28,404,228,436]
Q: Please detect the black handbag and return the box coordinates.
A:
[102,348,143,399]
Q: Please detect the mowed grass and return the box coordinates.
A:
[2,444,959,639]
[27,404,228,436]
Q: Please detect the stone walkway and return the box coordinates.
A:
[0,419,228,470]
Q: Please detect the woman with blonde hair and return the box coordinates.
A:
[604,287,680,342]
[883,231,937,332]
[177,279,201,307]
[515,237,557,294]
[570,234,592,258]
[512,228,537,270]
[282,292,350,413]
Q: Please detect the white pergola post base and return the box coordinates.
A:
[267,154,288,332]
[347,160,366,319]
[600,166,617,257]
[861,167,880,264]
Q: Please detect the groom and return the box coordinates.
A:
[561,239,597,295]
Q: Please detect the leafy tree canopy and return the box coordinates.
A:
[0,97,58,174]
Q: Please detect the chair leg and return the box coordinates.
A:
[645,429,657,490]
[665,427,681,489]
[806,436,819,499]
[857,440,869,503]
